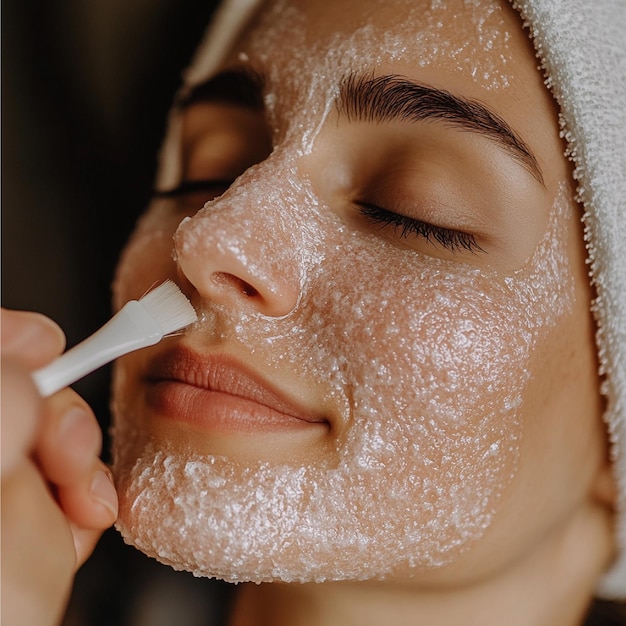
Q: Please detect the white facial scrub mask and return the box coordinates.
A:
[112,0,577,584]
[113,171,574,583]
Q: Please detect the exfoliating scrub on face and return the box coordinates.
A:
[112,0,584,585]
[114,157,574,581]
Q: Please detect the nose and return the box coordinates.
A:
[174,205,302,318]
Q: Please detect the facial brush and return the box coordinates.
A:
[32,280,197,397]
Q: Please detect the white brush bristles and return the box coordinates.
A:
[138,280,198,336]
[32,281,197,397]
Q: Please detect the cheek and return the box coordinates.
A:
[282,241,535,555]
[338,268,526,468]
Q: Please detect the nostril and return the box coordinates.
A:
[212,272,259,299]
[241,283,259,298]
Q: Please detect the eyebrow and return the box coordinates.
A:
[179,68,544,187]
[337,72,544,186]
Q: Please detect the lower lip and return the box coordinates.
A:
[146,381,324,433]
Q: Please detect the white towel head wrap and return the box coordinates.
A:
[509,0,626,600]
[155,0,626,599]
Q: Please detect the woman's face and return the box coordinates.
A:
[112,0,609,585]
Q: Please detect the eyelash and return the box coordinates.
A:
[357,202,484,254]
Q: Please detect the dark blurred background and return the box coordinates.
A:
[2,1,236,623]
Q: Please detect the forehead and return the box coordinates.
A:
[216,0,564,187]
[235,0,524,89]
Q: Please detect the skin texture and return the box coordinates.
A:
[112,0,616,623]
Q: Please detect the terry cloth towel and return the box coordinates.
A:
[509,0,626,599]
[155,0,626,599]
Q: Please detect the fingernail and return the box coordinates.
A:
[59,407,101,458]
[91,470,118,519]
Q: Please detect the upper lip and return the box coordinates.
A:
[145,345,327,424]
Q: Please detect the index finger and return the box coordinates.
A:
[1,308,66,368]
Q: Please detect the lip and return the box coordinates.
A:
[144,346,328,433]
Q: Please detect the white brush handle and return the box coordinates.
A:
[32,300,163,397]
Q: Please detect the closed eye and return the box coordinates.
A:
[152,179,233,214]
[153,179,233,200]
[357,202,484,254]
